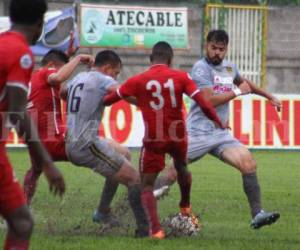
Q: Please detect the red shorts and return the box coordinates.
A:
[0,143,26,217]
[30,133,67,165]
[139,140,187,174]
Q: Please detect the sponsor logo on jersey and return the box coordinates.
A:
[213,75,233,85]
[20,54,32,69]
[226,66,233,73]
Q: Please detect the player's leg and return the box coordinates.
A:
[155,134,213,192]
[216,139,280,228]
[96,158,149,237]
[1,146,33,250]
[170,140,192,214]
[71,139,149,237]
[93,139,125,224]
[24,136,68,204]
[139,147,165,239]
[4,206,33,250]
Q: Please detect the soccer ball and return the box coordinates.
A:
[165,213,201,237]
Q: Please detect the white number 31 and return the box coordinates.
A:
[146,79,177,110]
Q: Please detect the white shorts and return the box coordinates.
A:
[66,137,125,178]
[187,129,242,162]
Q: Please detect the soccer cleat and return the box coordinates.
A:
[134,228,149,238]
[150,229,165,239]
[153,185,170,200]
[92,210,120,226]
[250,210,280,229]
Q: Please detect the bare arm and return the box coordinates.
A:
[201,81,251,108]
[235,76,281,111]
[48,54,94,86]
[7,86,65,196]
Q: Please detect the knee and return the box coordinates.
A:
[9,210,34,240]
[240,156,257,174]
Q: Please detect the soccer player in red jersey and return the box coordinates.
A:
[0,0,65,249]
[104,41,224,238]
[23,49,93,203]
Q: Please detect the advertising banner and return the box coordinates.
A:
[79,4,188,49]
[6,95,300,150]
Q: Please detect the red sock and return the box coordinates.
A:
[177,171,192,208]
[141,190,161,234]
[4,237,29,250]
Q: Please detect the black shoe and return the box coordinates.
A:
[135,228,149,238]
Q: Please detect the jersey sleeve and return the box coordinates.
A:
[233,63,241,81]
[118,77,137,98]
[191,61,213,89]
[6,48,34,92]
[98,74,117,93]
[182,72,200,98]
[44,68,58,84]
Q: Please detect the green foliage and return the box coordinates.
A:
[1,150,300,249]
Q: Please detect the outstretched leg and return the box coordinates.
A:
[222,146,280,229]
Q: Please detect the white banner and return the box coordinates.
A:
[6,95,300,149]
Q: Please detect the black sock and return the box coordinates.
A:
[98,178,119,213]
[242,172,262,218]
[128,184,149,232]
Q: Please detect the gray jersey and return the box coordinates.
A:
[66,70,116,148]
[187,58,240,135]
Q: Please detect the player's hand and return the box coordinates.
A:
[79,54,94,67]
[269,96,282,112]
[66,31,79,57]
[43,162,66,197]
[238,82,251,95]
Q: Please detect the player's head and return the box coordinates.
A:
[94,50,122,80]
[41,49,69,69]
[205,29,229,65]
[150,41,173,66]
[9,0,47,45]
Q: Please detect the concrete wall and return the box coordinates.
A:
[1,1,300,93]
[266,6,300,94]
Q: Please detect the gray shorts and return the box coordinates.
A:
[66,137,125,178]
[187,129,242,162]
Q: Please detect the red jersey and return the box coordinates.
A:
[0,31,34,142]
[27,67,64,140]
[118,64,199,147]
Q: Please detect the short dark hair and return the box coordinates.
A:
[207,30,229,45]
[9,0,47,25]
[150,41,173,63]
[41,49,69,66]
[94,50,122,68]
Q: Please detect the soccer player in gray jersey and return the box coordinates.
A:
[167,30,282,229]
[61,50,150,237]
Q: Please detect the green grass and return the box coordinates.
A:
[1,149,300,249]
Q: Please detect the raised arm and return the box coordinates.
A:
[48,54,94,86]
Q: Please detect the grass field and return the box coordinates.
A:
[1,149,300,249]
